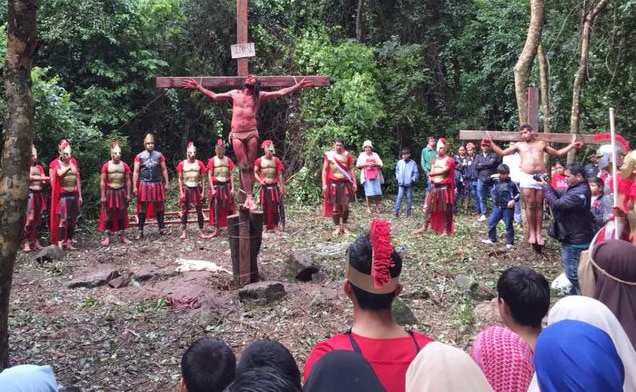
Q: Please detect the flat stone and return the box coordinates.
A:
[35,245,65,263]
[309,243,349,258]
[238,281,285,304]
[455,275,477,292]
[393,297,418,326]
[68,265,121,289]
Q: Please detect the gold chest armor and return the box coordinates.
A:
[329,152,350,180]
[107,161,126,190]
[260,157,278,184]
[59,164,78,192]
[182,160,202,187]
[213,157,231,183]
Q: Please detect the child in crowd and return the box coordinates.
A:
[589,176,612,233]
[481,164,520,248]
[394,148,419,217]
[551,162,567,191]
[180,336,236,392]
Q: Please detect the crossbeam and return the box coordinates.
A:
[459,130,600,144]
[156,75,331,89]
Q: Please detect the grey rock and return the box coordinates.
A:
[309,243,349,258]
[68,265,121,289]
[286,251,320,282]
[393,297,418,326]
[455,275,478,292]
[238,281,285,304]
[473,299,502,326]
[35,245,65,263]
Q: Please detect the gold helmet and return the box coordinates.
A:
[215,138,225,153]
[31,144,37,160]
[261,140,275,153]
[621,151,636,178]
[143,133,154,144]
[59,139,71,155]
[187,141,196,153]
[111,141,122,160]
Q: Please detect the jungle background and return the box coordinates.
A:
[1,0,636,390]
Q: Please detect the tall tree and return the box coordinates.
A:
[0,0,37,369]
[569,0,610,162]
[514,0,545,124]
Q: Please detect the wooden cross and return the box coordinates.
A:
[459,88,601,145]
[155,0,330,288]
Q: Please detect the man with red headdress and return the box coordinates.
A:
[49,139,83,249]
[176,142,210,239]
[413,138,455,236]
[303,219,434,392]
[254,140,284,234]
[98,142,132,246]
[22,145,49,252]
[133,133,170,239]
[207,139,236,237]
[322,137,357,236]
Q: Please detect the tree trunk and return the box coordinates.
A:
[355,0,365,42]
[0,0,37,370]
[568,0,610,163]
[513,0,545,125]
[538,42,550,133]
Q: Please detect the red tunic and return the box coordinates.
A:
[207,157,236,228]
[133,152,166,218]
[303,332,433,392]
[255,157,284,229]
[429,156,455,234]
[49,158,80,244]
[97,161,131,232]
[323,150,354,218]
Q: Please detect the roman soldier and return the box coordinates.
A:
[413,138,455,235]
[49,139,83,249]
[322,137,357,236]
[207,139,236,237]
[22,145,49,252]
[132,133,170,238]
[98,142,132,246]
[176,142,210,239]
[254,140,285,234]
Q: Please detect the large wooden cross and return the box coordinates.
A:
[459,88,602,145]
[155,0,330,288]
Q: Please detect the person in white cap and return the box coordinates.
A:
[357,140,384,214]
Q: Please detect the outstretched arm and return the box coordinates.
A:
[182,78,234,101]
[259,78,312,100]
[546,134,583,156]
[486,133,518,156]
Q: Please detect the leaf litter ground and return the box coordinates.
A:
[9,199,564,391]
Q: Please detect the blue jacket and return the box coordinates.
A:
[485,177,520,208]
[543,181,593,245]
[396,159,419,187]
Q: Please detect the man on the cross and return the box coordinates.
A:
[487,124,583,247]
[182,75,311,207]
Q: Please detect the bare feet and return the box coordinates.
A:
[180,230,187,239]
[243,195,256,210]
[412,226,427,235]
[440,231,450,236]
[66,242,78,251]
[23,243,31,253]
[536,235,545,246]
[332,228,342,236]
[528,234,537,244]
[366,208,372,214]
[120,234,132,244]
[101,236,110,246]
[57,241,65,250]
[198,230,213,239]
[341,227,351,235]
[34,241,44,250]
[210,229,219,238]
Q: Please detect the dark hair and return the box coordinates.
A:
[241,77,261,104]
[224,367,301,392]
[428,136,436,142]
[236,339,300,388]
[520,124,533,131]
[588,177,604,189]
[348,234,402,311]
[181,337,236,392]
[334,137,344,144]
[497,266,550,328]
[401,147,411,155]
[567,163,585,178]
[497,163,510,174]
